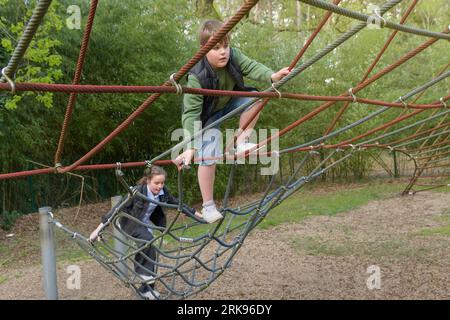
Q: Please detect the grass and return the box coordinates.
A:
[0,179,444,270]
[419,208,450,236]
[290,236,429,259]
[257,181,404,229]
[55,232,90,263]
[0,228,91,269]
[430,186,450,194]
[0,243,8,261]
[57,245,90,264]
[420,225,450,236]
[148,178,446,246]
[94,180,408,252]
[281,189,449,259]
[417,177,450,194]
[0,237,40,268]
[158,180,406,250]
[291,236,348,257]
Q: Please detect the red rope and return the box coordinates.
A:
[0,0,258,180]
[419,164,449,170]
[0,82,446,109]
[0,143,406,181]
[288,0,342,71]
[1,2,448,181]
[408,138,450,153]
[324,0,419,135]
[55,0,258,174]
[54,0,99,166]
[332,95,449,148]
[249,30,447,156]
[388,122,450,146]
[225,0,342,153]
[417,150,450,161]
[271,96,448,156]
[375,60,450,141]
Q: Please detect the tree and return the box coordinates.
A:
[0,0,63,110]
[196,0,221,20]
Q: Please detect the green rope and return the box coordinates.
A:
[0,0,53,83]
[298,0,450,40]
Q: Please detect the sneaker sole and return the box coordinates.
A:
[203,213,223,224]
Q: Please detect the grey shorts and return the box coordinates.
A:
[196,95,258,166]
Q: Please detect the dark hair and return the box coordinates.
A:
[199,19,230,46]
[138,165,166,185]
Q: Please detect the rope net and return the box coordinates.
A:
[52,147,357,300]
[0,0,449,299]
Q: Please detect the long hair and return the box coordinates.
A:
[138,165,167,185]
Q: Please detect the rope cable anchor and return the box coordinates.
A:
[54,162,63,173]
[1,67,16,95]
[271,82,282,99]
[309,145,319,156]
[348,88,357,102]
[399,96,408,109]
[169,73,183,95]
[440,97,447,109]
[372,8,386,28]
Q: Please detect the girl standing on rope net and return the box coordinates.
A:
[88,165,202,300]
[174,19,290,223]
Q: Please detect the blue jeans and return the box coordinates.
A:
[196,95,257,166]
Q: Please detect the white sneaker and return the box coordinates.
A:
[142,289,160,300]
[201,205,223,224]
[236,142,257,154]
[139,274,155,285]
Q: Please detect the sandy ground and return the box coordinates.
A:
[0,190,449,300]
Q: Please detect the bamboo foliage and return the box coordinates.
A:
[0,0,448,219]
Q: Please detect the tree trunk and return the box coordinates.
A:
[224,0,229,16]
[307,5,310,30]
[196,0,220,19]
[253,2,260,23]
[296,0,302,31]
[268,0,273,26]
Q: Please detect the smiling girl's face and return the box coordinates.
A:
[147,174,165,195]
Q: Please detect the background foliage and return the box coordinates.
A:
[0,0,448,223]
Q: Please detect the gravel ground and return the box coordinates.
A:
[0,190,448,300]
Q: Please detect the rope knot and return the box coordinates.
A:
[1,67,16,95]
[399,96,408,109]
[348,88,357,102]
[54,163,63,173]
[271,82,282,99]
[170,73,183,95]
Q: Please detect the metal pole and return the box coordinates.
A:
[39,206,58,300]
[393,150,399,178]
[111,195,128,278]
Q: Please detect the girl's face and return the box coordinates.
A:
[147,174,165,195]
[206,41,230,69]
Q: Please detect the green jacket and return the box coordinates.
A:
[182,47,274,143]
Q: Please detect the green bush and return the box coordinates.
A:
[0,210,21,231]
